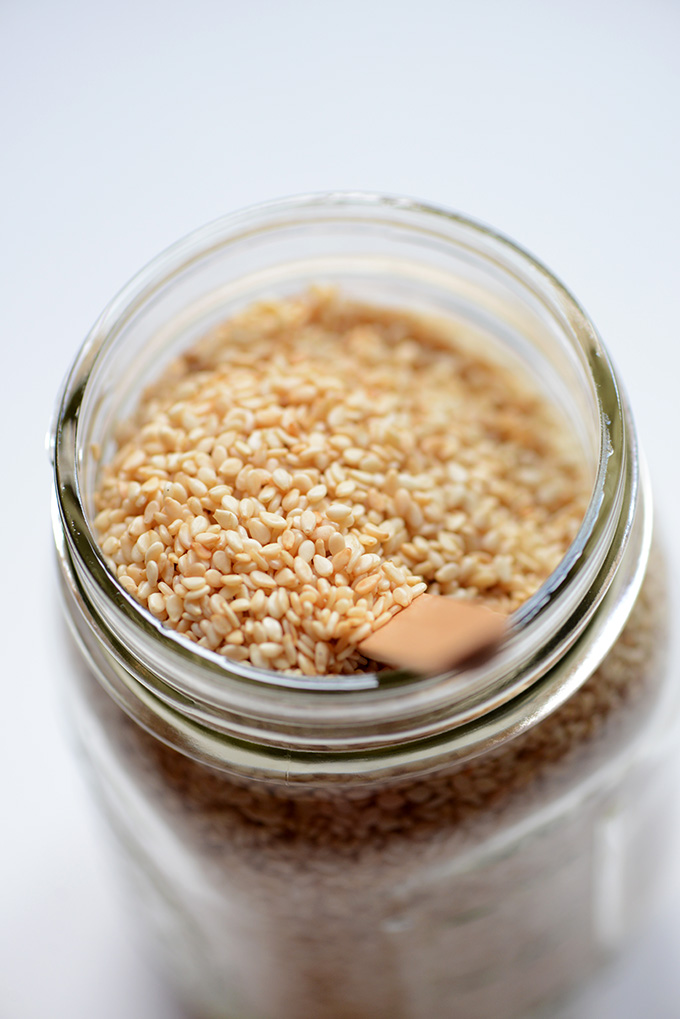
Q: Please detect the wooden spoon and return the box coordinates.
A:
[358,594,507,674]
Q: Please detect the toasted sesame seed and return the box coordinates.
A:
[393,586,413,607]
[352,621,373,643]
[331,547,352,572]
[353,553,382,576]
[328,532,346,556]
[148,592,166,616]
[335,480,356,498]
[326,503,353,523]
[195,531,220,549]
[300,508,316,534]
[298,539,316,563]
[435,562,459,584]
[294,558,314,584]
[248,519,271,545]
[223,532,244,554]
[259,641,285,659]
[144,540,164,563]
[307,484,328,503]
[261,511,287,532]
[262,617,284,641]
[281,489,302,512]
[221,574,244,589]
[272,567,296,589]
[354,574,381,597]
[219,457,243,478]
[272,468,293,491]
[250,570,278,591]
[313,554,334,578]
[181,575,206,591]
[101,536,119,556]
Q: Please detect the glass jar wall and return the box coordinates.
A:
[52,194,677,1019]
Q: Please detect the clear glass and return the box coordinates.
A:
[52,193,677,1019]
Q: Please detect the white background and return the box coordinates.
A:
[2,1,679,1016]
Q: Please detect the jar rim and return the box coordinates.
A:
[51,191,647,770]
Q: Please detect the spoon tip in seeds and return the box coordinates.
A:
[358,593,508,675]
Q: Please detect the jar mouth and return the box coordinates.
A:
[52,191,646,764]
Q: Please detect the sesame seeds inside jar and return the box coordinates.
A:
[93,289,588,676]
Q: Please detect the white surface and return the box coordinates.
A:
[2,1,680,1016]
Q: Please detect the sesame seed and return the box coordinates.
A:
[326,503,353,523]
[148,592,166,616]
[435,562,459,584]
[352,621,373,643]
[248,519,271,545]
[250,570,278,591]
[261,511,287,532]
[354,574,381,597]
[182,575,207,591]
[313,555,334,578]
[165,594,183,621]
[300,509,316,534]
[298,539,316,563]
[328,532,346,556]
[335,480,356,498]
[307,484,327,503]
[331,547,352,572]
[144,541,164,563]
[102,541,121,564]
[353,553,382,576]
[259,642,285,659]
[275,567,297,588]
[272,468,293,491]
[224,532,244,554]
[294,558,314,584]
[281,489,302,512]
[219,457,243,478]
[195,531,220,548]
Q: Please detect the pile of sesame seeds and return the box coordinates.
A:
[93,290,588,675]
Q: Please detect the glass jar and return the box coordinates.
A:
[51,193,676,1019]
